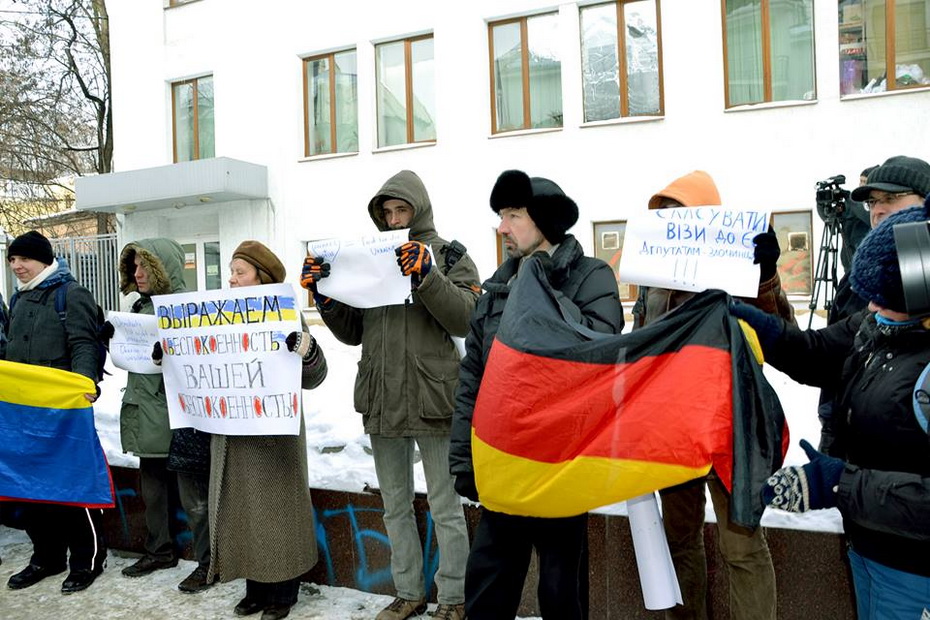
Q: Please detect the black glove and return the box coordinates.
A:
[300,256,331,293]
[152,341,163,366]
[752,228,781,282]
[729,300,784,350]
[395,241,433,288]
[99,320,115,344]
[762,439,845,512]
[285,330,317,361]
[454,472,479,502]
[530,250,554,282]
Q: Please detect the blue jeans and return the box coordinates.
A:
[849,548,930,620]
[370,434,468,605]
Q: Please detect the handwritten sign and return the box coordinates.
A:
[618,206,770,297]
[307,229,413,308]
[153,283,302,436]
[107,311,162,374]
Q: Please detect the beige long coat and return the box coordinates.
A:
[208,339,327,583]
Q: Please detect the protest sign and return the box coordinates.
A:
[308,229,413,307]
[107,311,161,374]
[154,283,303,436]
[618,206,770,297]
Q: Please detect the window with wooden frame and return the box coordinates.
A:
[721,0,815,107]
[489,13,563,133]
[771,210,813,296]
[580,1,664,122]
[593,220,639,302]
[304,49,359,157]
[375,35,435,148]
[171,75,214,163]
[838,0,930,95]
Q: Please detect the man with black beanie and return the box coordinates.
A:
[449,170,623,620]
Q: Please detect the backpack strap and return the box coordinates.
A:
[53,280,73,325]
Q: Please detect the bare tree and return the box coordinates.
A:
[0,0,112,237]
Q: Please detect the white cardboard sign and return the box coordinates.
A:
[618,206,770,298]
[107,311,162,374]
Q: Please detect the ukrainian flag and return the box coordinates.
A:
[0,360,114,508]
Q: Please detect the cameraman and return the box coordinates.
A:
[818,156,930,454]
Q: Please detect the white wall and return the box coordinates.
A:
[107,0,930,293]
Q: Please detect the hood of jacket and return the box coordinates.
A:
[119,238,187,296]
[367,170,437,240]
[648,170,721,210]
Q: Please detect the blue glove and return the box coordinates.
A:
[762,439,845,511]
[729,300,784,349]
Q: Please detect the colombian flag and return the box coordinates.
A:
[0,360,114,508]
[471,260,787,528]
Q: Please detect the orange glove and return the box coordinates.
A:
[300,256,331,292]
[395,241,432,288]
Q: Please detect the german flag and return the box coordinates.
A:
[0,360,114,508]
[471,260,787,528]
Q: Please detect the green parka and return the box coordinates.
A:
[117,238,186,457]
[319,170,481,437]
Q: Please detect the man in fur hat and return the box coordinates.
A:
[448,170,623,620]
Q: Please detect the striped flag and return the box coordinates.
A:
[471,260,787,528]
[0,360,114,508]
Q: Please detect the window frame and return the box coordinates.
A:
[488,12,563,134]
[579,0,665,121]
[170,75,213,163]
[593,219,639,303]
[720,0,817,107]
[771,209,813,297]
[302,48,358,157]
[374,33,436,148]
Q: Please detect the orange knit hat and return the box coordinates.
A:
[648,171,722,209]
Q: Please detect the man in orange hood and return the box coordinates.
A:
[634,170,794,620]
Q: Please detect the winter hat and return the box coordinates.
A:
[8,230,54,265]
[849,202,930,312]
[648,171,721,209]
[851,155,930,202]
[232,240,285,284]
[489,169,579,244]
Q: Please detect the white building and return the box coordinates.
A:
[78,0,930,309]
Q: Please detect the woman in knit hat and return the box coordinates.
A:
[210,240,327,620]
[733,201,930,619]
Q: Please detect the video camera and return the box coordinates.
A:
[894,221,930,316]
[815,175,851,223]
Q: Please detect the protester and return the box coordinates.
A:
[816,158,929,453]
[301,170,480,620]
[734,200,930,619]
[208,240,327,620]
[632,171,794,620]
[449,169,623,620]
[112,239,212,593]
[2,230,105,593]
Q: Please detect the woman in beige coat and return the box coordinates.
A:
[209,241,326,620]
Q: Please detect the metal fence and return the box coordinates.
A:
[50,233,121,312]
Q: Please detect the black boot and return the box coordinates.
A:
[61,567,104,594]
[8,564,67,590]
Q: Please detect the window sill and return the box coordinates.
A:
[724,99,817,113]
[580,115,664,129]
[298,151,359,164]
[372,141,436,155]
[488,126,562,140]
[840,85,930,101]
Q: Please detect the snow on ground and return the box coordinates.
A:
[0,308,838,618]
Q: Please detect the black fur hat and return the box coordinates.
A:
[490,169,579,244]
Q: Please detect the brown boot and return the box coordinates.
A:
[430,604,465,620]
[375,597,428,620]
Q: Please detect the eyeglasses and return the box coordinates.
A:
[864,192,915,209]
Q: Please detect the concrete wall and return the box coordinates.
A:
[103,466,854,619]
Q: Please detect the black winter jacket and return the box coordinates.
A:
[764,312,930,577]
[449,235,624,476]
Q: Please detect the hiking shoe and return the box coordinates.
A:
[178,564,215,593]
[430,604,465,620]
[121,555,178,578]
[375,597,428,620]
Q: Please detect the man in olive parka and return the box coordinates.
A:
[304,170,479,620]
[114,239,210,588]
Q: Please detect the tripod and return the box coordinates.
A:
[807,215,842,329]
